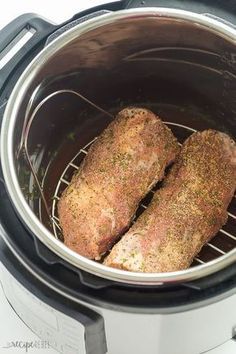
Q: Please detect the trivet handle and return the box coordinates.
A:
[0,5,116,183]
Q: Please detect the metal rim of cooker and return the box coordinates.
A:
[1,7,236,286]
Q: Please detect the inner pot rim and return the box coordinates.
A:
[1,7,236,285]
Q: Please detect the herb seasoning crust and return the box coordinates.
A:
[58,107,179,259]
[104,130,236,272]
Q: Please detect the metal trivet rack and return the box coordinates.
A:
[51,120,236,266]
[21,88,236,267]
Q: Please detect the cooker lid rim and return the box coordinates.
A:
[1,7,236,285]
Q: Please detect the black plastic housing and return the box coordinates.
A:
[0,0,235,310]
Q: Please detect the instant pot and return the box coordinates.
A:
[0,1,235,353]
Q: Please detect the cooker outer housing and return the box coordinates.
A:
[0,0,236,288]
[0,1,236,354]
[2,6,236,286]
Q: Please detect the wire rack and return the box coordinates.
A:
[51,122,236,266]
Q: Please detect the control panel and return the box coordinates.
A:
[0,263,86,354]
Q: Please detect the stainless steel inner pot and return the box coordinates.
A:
[1,8,236,285]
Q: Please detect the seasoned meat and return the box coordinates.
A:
[58,107,179,259]
[104,130,236,272]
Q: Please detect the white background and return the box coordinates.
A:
[0,1,235,353]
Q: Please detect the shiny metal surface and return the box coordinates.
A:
[20,88,114,233]
[1,8,236,285]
